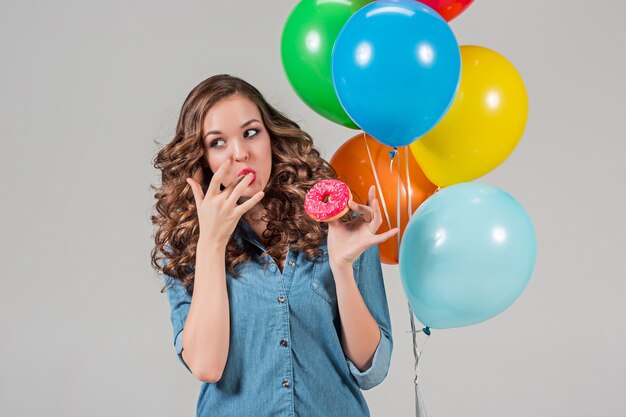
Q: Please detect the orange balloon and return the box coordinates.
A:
[330,132,437,264]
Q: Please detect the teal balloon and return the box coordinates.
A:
[399,182,537,329]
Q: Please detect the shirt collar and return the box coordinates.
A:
[237,218,259,243]
[236,218,299,251]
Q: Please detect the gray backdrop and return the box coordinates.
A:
[1,1,624,416]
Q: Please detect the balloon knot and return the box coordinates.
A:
[388,147,397,159]
[423,327,431,336]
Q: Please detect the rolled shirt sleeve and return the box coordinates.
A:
[345,244,393,390]
[162,260,193,373]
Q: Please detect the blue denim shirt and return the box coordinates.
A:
[163,218,393,417]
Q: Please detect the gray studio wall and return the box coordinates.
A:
[1,1,624,416]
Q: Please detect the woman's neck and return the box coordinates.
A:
[242,204,267,243]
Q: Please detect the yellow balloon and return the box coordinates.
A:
[409,45,529,187]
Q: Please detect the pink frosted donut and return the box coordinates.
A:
[304,179,352,222]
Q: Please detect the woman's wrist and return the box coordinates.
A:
[197,234,227,254]
[329,258,354,276]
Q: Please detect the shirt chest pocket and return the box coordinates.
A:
[310,249,361,307]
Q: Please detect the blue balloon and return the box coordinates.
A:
[399,183,537,329]
[331,0,461,147]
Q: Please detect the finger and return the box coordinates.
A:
[234,190,265,215]
[207,159,231,196]
[226,172,255,204]
[369,198,383,233]
[348,199,373,222]
[367,185,376,206]
[221,172,247,199]
[371,227,400,244]
[186,178,204,208]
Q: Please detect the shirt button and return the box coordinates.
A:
[277,295,285,303]
[280,339,288,347]
[288,260,295,267]
[282,380,289,388]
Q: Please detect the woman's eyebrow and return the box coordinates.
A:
[204,119,261,139]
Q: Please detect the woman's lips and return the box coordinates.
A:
[237,168,256,185]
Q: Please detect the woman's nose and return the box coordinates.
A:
[231,140,249,162]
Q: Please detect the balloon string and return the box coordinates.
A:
[396,149,401,261]
[389,146,396,172]
[405,146,413,220]
[364,133,392,231]
[407,302,431,417]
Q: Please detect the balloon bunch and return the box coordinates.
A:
[282,0,535,329]
[282,1,536,412]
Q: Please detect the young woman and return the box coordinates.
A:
[151,74,399,417]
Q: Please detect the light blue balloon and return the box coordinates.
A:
[331,0,461,147]
[399,183,537,329]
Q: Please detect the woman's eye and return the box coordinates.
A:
[244,128,259,138]
[209,129,258,148]
[209,139,225,148]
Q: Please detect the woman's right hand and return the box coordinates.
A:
[186,159,264,247]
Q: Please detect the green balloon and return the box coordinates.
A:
[281,0,371,129]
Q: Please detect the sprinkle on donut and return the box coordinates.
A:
[304,179,352,222]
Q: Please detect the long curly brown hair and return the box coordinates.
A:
[150,74,352,292]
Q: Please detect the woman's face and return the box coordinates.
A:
[202,94,272,201]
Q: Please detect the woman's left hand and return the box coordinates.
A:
[327,185,400,269]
